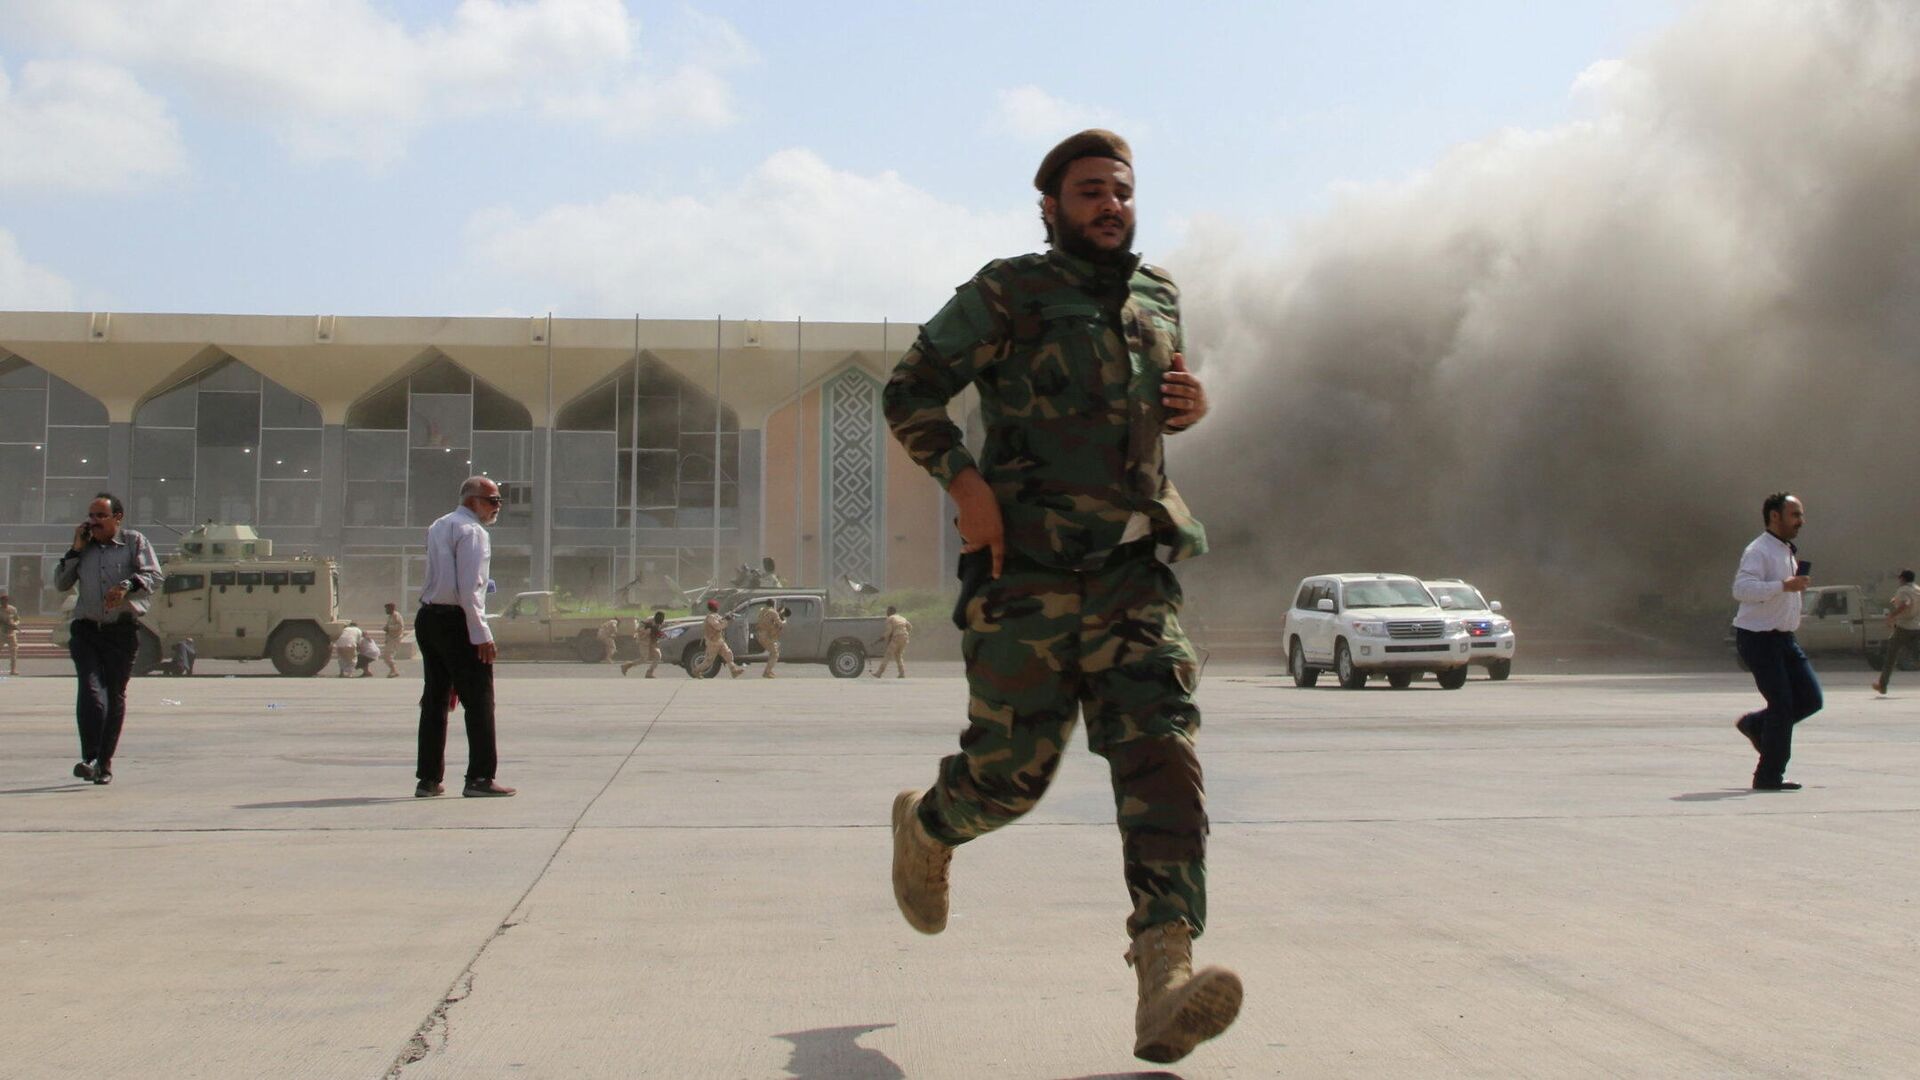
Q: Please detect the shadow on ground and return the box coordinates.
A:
[1671,789,1756,802]
[774,1023,904,1080]
[234,797,419,810]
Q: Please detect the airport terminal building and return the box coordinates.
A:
[0,312,963,616]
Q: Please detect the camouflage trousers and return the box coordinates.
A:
[917,544,1207,938]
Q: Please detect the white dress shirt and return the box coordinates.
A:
[1732,530,1801,633]
[419,505,494,645]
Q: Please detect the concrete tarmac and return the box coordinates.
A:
[2,660,1917,1079]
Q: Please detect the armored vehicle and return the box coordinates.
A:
[55,523,347,677]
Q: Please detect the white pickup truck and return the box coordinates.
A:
[1789,585,1911,671]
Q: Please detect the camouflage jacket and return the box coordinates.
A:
[884,249,1208,570]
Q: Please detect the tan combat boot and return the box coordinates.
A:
[1127,921,1243,1063]
[890,789,952,934]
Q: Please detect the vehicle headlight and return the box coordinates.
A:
[1351,621,1388,638]
[1492,620,1511,633]
[1444,619,1465,635]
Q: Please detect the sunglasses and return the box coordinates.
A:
[477,495,503,505]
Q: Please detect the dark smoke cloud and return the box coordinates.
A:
[1166,0,1920,636]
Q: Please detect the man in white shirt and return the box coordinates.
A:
[414,476,515,798]
[1872,569,1920,695]
[1731,491,1821,791]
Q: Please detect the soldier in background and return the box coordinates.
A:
[696,599,744,678]
[0,592,18,677]
[1873,569,1920,694]
[621,611,668,677]
[382,601,404,678]
[756,601,788,678]
[881,130,1235,1063]
[871,606,911,679]
[597,617,618,663]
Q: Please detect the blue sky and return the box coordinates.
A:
[0,0,1683,321]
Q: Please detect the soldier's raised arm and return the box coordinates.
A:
[882,269,1010,488]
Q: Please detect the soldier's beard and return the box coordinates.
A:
[1054,214,1136,267]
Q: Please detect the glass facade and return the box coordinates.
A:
[0,358,109,525]
[344,355,533,528]
[556,357,739,530]
[130,359,322,529]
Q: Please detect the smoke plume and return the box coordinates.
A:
[1169,0,1920,636]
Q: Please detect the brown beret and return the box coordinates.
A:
[1034,129,1132,192]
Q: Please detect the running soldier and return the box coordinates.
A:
[696,599,744,678]
[382,602,404,677]
[621,611,668,677]
[871,606,911,678]
[882,129,1236,1063]
[756,601,787,678]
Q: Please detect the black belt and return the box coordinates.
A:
[419,603,463,612]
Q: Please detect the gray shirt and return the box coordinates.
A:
[55,528,164,623]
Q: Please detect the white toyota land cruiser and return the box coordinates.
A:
[1423,578,1515,680]
[1284,573,1473,690]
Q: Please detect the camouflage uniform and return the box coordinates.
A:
[383,610,405,677]
[756,605,786,677]
[621,621,667,677]
[597,618,618,663]
[698,611,744,678]
[872,613,912,678]
[884,247,1209,938]
[1,601,19,676]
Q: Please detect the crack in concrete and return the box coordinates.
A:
[385,684,679,1078]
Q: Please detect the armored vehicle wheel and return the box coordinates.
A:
[1335,640,1366,690]
[827,642,867,679]
[1386,671,1414,689]
[1289,639,1319,688]
[269,622,330,677]
[1436,666,1469,690]
[574,631,603,663]
[1487,659,1512,681]
[133,625,162,676]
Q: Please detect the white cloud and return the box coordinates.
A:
[990,85,1128,142]
[0,0,752,166]
[466,148,1036,320]
[0,57,188,192]
[0,229,78,308]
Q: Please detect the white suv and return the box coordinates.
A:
[1284,574,1473,690]
[1423,579,1515,681]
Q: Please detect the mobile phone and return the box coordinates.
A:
[1796,560,1812,577]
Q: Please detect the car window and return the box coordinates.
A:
[1430,586,1486,611]
[1342,579,1434,609]
[163,574,206,595]
[1295,585,1313,609]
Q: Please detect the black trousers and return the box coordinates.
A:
[1878,626,1920,687]
[69,618,138,769]
[415,606,498,785]
[1735,628,1823,784]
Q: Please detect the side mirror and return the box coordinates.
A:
[1489,601,1502,613]
[1315,598,1335,612]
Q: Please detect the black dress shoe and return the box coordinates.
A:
[1735,717,1761,753]
[415,782,444,798]
[73,761,95,781]
[93,770,112,785]
[1752,780,1801,791]
[462,779,516,798]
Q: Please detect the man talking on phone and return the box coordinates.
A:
[55,493,163,785]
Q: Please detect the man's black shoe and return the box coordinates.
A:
[462,780,516,798]
[73,761,94,781]
[1752,780,1801,791]
[1735,717,1761,753]
[92,770,112,785]
[415,782,444,798]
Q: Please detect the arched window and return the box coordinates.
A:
[345,355,532,528]
[0,355,109,524]
[131,358,323,528]
[555,357,738,529]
